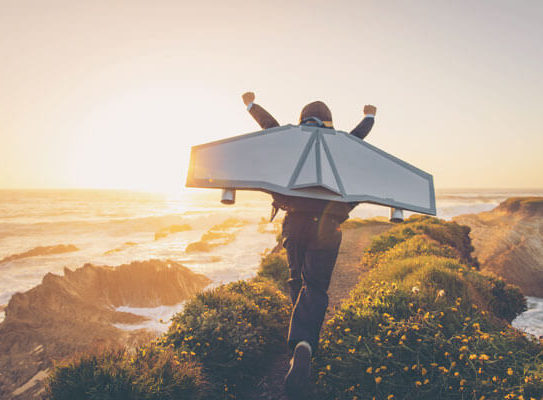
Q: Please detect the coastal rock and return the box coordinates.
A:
[0,244,79,264]
[0,259,210,399]
[454,197,543,297]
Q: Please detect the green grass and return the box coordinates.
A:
[257,249,289,293]
[46,346,207,400]
[46,216,540,400]
[313,216,539,400]
[159,278,290,397]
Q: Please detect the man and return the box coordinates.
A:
[242,92,376,397]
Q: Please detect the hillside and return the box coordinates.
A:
[44,216,543,399]
[454,197,543,296]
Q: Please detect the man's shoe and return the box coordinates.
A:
[284,341,312,397]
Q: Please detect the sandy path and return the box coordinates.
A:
[243,222,392,400]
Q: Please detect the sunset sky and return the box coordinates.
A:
[1,0,542,192]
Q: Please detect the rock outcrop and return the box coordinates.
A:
[0,244,79,264]
[454,197,543,297]
[0,259,210,399]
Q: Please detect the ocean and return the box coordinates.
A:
[0,188,542,335]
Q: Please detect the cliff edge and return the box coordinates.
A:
[454,197,543,297]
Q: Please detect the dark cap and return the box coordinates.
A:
[299,101,333,128]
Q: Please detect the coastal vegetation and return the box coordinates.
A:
[257,250,288,293]
[46,277,290,399]
[313,216,539,400]
[46,347,207,400]
[45,216,542,399]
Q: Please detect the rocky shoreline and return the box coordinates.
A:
[0,259,210,399]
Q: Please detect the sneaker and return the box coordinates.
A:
[284,341,312,397]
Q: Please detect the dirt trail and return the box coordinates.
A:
[244,222,392,400]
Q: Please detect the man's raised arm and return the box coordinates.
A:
[242,92,280,130]
[350,104,377,140]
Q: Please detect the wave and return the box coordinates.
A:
[512,297,543,338]
[113,302,187,333]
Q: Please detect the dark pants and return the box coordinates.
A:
[282,212,342,352]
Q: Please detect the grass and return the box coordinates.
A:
[159,278,290,397]
[313,216,539,400]
[46,215,541,400]
[46,346,208,400]
[257,249,289,293]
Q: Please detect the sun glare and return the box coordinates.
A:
[66,86,240,194]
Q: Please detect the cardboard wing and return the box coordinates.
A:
[186,124,436,215]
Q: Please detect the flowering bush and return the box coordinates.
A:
[314,217,539,400]
[161,279,290,396]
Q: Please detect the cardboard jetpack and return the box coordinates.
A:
[186,124,436,222]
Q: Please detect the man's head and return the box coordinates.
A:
[299,101,333,128]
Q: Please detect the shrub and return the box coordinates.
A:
[257,250,289,293]
[313,216,540,399]
[161,279,290,396]
[46,346,207,400]
[315,281,543,400]
[468,272,527,322]
[364,217,479,269]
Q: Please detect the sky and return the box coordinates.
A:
[0,0,542,192]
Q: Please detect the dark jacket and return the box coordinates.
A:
[247,102,375,222]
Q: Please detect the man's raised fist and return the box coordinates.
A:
[242,92,255,106]
[364,104,377,115]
